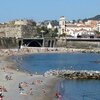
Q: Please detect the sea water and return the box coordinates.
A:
[12,53,100,100]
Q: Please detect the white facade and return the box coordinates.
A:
[97,23,100,32]
[59,16,95,38]
[47,22,53,29]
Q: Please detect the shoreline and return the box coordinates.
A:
[0,47,100,57]
[0,47,100,100]
[0,55,59,100]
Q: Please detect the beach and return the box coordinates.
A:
[0,47,100,100]
[0,53,59,100]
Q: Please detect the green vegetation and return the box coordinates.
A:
[88,15,100,20]
[59,33,66,37]
[41,20,59,26]
[31,20,37,26]
[95,30,100,34]
[72,15,100,23]
[36,26,58,38]
[35,19,59,38]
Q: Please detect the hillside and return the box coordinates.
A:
[82,15,100,22]
[88,15,100,20]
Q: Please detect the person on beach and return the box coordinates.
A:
[0,87,3,100]
[55,91,62,100]
[19,82,24,94]
[57,94,62,100]
[0,93,3,100]
[55,91,59,98]
[2,86,7,92]
[5,74,9,81]
[19,83,22,91]
[28,88,33,95]
[5,74,12,81]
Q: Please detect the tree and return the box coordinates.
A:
[82,18,88,23]
[95,30,100,34]
[51,20,59,26]
[32,21,36,26]
[59,33,66,37]
[54,28,58,33]
[72,20,76,24]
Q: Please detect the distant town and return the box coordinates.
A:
[0,15,100,49]
[0,15,100,39]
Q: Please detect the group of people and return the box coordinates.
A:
[19,82,33,95]
[5,74,12,81]
[32,79,43,85]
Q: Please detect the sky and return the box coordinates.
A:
[0,0,100,22]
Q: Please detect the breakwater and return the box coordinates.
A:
[44,70,100,79]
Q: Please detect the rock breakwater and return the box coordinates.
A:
[44,70,100,79]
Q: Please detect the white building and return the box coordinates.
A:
[97,22,100,32]
[47,22,53,29]
[59,16,95,38]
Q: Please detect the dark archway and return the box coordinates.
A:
[27,41,42,47]
[48,40,51,47]
[51,40,54,47]
[22,39,43,47]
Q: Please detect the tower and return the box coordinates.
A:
[59,16,66,35]
[47,22,52,29]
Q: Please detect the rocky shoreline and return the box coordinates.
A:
[0,47,100,57]
[44,70,100,80]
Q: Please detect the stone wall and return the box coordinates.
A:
[0,24,36,38]
[56,39,66,47]
[55,39,100,49]
[0,37,18,49]
[21,25,36,38]
[66,41,100,49]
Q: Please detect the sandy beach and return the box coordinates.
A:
[0,55,59,100]
[0,47,98,100]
